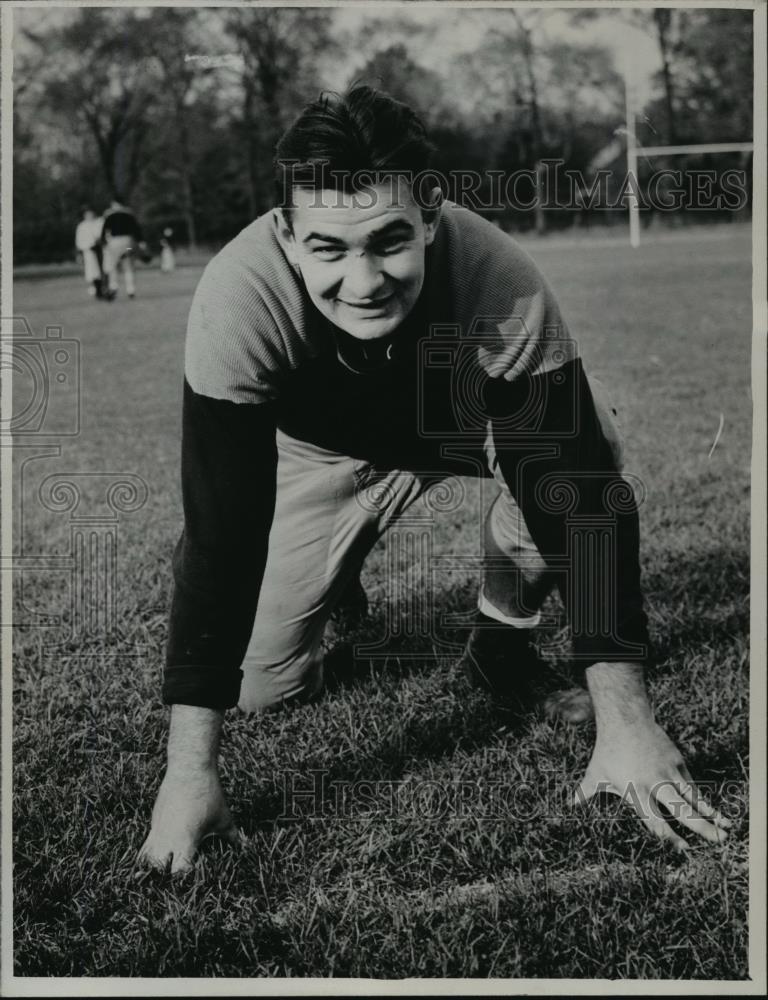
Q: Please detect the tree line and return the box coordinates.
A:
[13,6,753,264]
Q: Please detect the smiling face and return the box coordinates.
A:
[276,181,441,340]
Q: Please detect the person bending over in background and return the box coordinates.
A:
[140,86,730,872]
[101,194,145,301]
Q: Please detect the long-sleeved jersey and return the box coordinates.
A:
[163,204,651,709]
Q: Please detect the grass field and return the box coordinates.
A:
[11,225,752,980]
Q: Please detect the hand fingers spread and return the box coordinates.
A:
[679,785,732,828]
[620,784,689,850]
[655,783,729,845]
[676,771,733,829]
[638,808,689,852]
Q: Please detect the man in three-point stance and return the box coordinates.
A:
[140,87,730,872]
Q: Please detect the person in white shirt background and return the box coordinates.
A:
[74,206,104,299]
[160,227,176,273]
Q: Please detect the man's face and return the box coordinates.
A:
[277,181,441,340]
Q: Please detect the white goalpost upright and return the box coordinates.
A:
[624,73,754,248]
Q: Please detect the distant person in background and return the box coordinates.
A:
[101,194,145,301]
[74,207,104,298]
[160,227,176,273]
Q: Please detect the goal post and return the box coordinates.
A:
[623,75,753,248]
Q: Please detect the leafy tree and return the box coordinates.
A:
[651,8,679,144]
[569,8,682,144]
[663,8,753,143]
[21,7,162,198]
[571,7,752,146]
[222,8,339,217]
[13,6,751,262]
[141,8,213,248]
[351,44,446,125]
[458,10,621,231]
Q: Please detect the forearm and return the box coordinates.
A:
[166,704,224,772]
[585,661,654,729]
[140,703,235,871]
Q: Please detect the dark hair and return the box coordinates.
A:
[273,85,436,211]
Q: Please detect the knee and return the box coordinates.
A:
[237,687,278,715]
[237,658,324,715]
[486,494,547,566]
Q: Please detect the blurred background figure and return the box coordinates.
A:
[101,194,145,300]
[160,227,176,272]
[74,206,104,298]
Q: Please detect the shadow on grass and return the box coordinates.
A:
[643,544,749,663]
[223,550,751,836]
[232,689,535,838]
[228,599,590,837]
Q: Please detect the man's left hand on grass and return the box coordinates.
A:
[574,661,732,850]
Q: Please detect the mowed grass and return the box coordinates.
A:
[12,226,751,979]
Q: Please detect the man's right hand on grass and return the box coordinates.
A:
[138,705,240,874]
